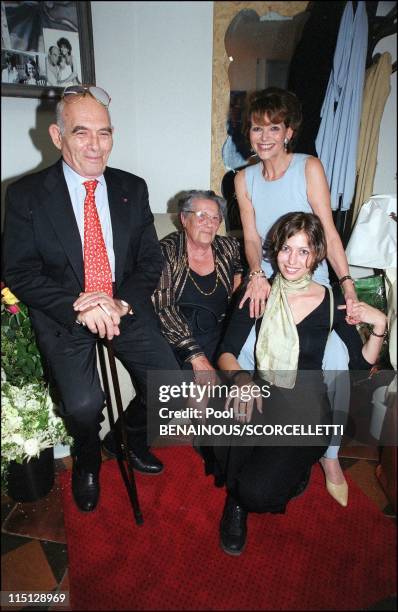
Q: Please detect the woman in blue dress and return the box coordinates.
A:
[234,88,359,506]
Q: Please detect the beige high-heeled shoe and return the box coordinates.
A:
[319,457,349,507]
[325,478,348,507]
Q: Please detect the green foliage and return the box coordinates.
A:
[1,301,44,386]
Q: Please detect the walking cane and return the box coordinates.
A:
[97,339,144,525]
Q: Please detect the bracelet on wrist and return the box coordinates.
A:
[370,327,388,338]
[248,269,266,280]
[338,275,354,286]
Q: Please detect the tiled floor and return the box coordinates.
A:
[1,449,396,611]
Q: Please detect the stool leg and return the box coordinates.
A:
[98,341,143,525]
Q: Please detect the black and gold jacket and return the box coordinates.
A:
[152,231,243,363]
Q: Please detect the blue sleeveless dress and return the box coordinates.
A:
[245,154,329,281]
[238,155,349,458]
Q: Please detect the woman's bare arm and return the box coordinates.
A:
[235,170,271,317]
[305,157,357,317]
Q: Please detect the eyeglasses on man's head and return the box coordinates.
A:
[62,85,111,108]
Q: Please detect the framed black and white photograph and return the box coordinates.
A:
[1,1,95,98]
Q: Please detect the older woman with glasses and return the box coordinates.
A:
[108,191,243,460]
[153,190,243,373]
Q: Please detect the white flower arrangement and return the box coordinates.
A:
[1,373,71,489]
[1,287,71,493]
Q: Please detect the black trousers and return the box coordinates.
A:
[42,312,180,471]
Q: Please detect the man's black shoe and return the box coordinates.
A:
[72,460,100,512]
[220,493,248,556]
[102,430,164,475]
[127,448,164,475]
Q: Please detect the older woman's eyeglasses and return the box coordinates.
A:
[184,210,221,225]
[62,85,111,108]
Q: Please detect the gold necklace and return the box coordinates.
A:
[187,262,219,296]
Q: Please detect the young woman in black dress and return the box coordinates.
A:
[214,212,388,555]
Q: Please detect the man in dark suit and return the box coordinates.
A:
[3,86,180,512]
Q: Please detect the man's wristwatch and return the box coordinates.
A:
[120,299,133,314]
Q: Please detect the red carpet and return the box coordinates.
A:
[60,447,396,611]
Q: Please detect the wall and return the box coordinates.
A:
[1,1,213,214]
[1,1,396,218]
[91,1,213,211]
[1,98,57,215]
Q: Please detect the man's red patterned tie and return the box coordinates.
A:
[83,180,113,297]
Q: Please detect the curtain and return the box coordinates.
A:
[351,52,392,225]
